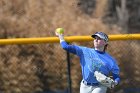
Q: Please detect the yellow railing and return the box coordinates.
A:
[0,34,139,45]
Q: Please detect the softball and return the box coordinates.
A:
[55,28,64,34]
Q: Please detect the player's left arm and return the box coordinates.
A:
[112,73,120,85]
[111,62,120,85]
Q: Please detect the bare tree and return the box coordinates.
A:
[116,0,129,32]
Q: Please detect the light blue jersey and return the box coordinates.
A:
[61,41,120,84]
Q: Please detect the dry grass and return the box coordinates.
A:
[0,0,139,93]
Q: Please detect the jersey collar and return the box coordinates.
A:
[95,49,105,54]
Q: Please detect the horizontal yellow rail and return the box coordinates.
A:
[0,34,139,45]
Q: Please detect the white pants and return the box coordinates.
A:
[80,81,107,93]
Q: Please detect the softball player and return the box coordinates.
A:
[56,31,120,93]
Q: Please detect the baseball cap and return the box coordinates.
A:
[91,32,109,42]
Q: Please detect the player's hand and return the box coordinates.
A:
[55,28,64,36]
[55,28,65,42]
[111,81,118,89]
[55,31,62,36]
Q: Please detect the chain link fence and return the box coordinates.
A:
[0,40,139,93]
[0,0,139,93]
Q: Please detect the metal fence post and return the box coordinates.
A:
[66,43,72,93]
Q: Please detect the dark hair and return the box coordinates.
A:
[104,44,108,52]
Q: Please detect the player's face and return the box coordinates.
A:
[93,36,107,48]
